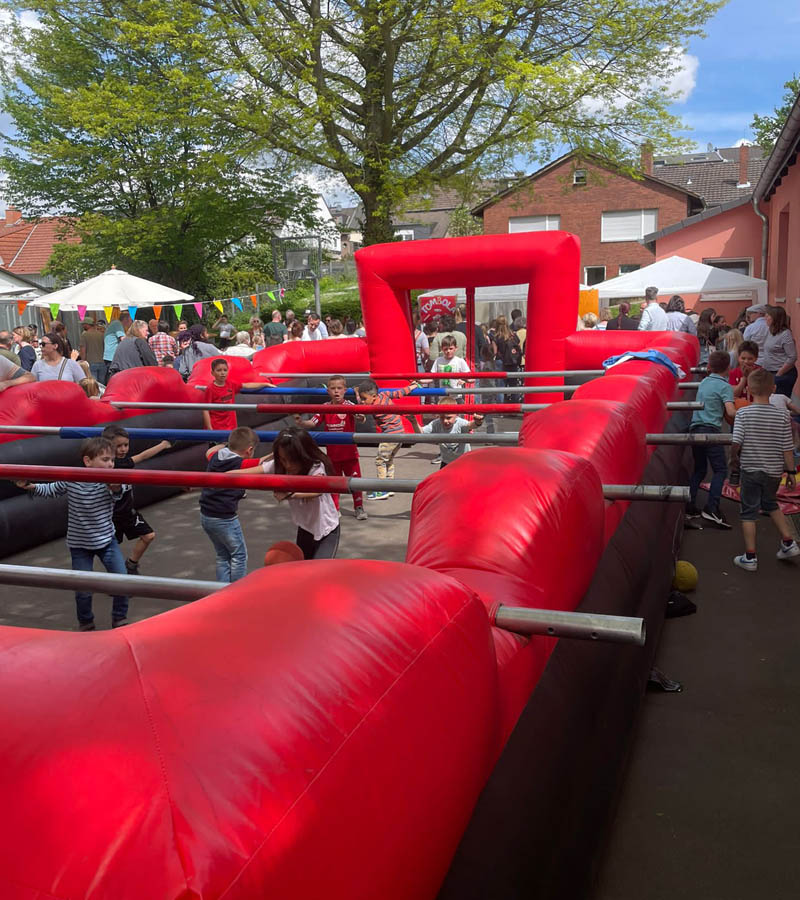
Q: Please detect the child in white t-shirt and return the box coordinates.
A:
[255,427,340,559]
[430,335,471,388]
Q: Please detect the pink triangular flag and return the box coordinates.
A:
[193,302,203,317]
[77,305,87,321]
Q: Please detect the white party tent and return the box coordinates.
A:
[29,267,193,312]
[594,256,768,305]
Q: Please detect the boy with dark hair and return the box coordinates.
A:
[431,335,471,388]
[17,436,130,630]
[102,425,171,574]
[200,426,261,582]
[356,378,420,499]
[730,368,799,571]
[687,350,736,528]
[729,339,761,402]
[421,400,484,468]
[201,358,273,433]
[295,374,368,520]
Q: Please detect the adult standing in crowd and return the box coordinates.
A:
[212,314,235,349]
[454,304,487,359]
[431,314,467,358]
[225,332,256,358]
[606,302,639,331]
[0,331,21,365]
[174,324,218,380]
[249,316,266,350]
[493,315,522,401]
[11,327,36,370]
[743,304,770,363]
[665,296,697,334]
[32,332,85,383]
[79,319,106,381]
[265,309,288,345]
[109,320,158,375]
[302,313,327,341]
[104,319,125,373]
[288,320,304,341]
[638,286,668,331]
[148,320,178,365]
[762,307,797,397]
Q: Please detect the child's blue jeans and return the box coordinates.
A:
[70,541,129,625]
[201,514,248,582]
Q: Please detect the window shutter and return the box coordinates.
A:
[601,209,657,242]
[508,215,560,233]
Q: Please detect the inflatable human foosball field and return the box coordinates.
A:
[0,232,699,899]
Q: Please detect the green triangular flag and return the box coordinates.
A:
[174,304,183,320]
[50,303,59,319]
[267,291,276,302]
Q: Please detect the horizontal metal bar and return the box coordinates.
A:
[0,564,225,602]
[646,432,732,445]
[666,401,703,410]
[690,366,707,373]
[494,605,646,645]
[110,401,537,415]
[602,484,689,502]
[258,370,608,380]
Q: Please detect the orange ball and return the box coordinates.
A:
[263,541,304,566]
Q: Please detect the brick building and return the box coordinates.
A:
[472,152,704,286]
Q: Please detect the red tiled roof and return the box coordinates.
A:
[0,217,78,275]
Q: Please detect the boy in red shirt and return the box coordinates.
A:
[201,358,273,432]
[729,340,761,404]
[295,374,368,520]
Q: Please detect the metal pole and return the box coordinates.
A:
[646,432,732,445]
[0,564,225,602]
[239,385,580,396]
[601,484,689,502]
[257,369,608,380]
[494,605,646,645]
[666,401,703,410]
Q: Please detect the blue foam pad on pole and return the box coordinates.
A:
[58,427,355,446]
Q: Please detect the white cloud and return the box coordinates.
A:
[662,50,699,104]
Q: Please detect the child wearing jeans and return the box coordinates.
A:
[18,436,129,630]
[200,426,261,582]
[730,368,799,571]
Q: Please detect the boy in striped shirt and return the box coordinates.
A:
[730,368,799,571]
[356,378,420,499]
[17,436,130,630]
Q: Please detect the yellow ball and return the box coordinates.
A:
[673,560,698,592]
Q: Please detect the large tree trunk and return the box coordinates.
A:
[360,188,396,246]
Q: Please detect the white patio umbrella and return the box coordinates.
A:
[29,267,193,312]
[594,256,768,305]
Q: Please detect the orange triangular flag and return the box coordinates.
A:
[153,305,162,319]
[16,300,27,315]
[250,294,258,308]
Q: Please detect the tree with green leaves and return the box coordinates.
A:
[0,1,318,295]
[199,0,721,244]
[751,75,800,155]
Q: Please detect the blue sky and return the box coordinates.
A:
[675,0,800,149]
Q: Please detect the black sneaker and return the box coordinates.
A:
[701,508,731,529]
[125,558,140,575]
[112,618,129,629]
[78,622,96,632]
[685,503,701,518]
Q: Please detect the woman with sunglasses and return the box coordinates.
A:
[32,332,86,383]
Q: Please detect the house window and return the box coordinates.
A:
[703,258,752,277]
[601,209,658,242]
[508,214,561,233]
[573,169,587,185]
[619,264,641,274]
[394,229,415,241]
[584,266,606,286]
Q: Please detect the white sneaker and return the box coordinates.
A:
[355,507,368,520]
[733,554,758,572]
[431,455,442,465]
[776,540,800,560]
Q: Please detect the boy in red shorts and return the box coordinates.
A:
[295,374,368,520]
[201,358,273,433]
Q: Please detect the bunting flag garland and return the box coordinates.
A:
[49,303,59,319]
[77,306,87,321]
[213,300,223,313]
[250,294,257,308]
[267,291,276,303]
[174,304,183,320]
[193,302,203,317]
[153,305,162,319]
[104,306,114,321]
[128,306,138,319]
[280,288,286,299]
[231,296,242,311]
[16,301,27,316]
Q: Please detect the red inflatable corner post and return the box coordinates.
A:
[355,232,580,402]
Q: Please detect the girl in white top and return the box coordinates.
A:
[260,427,340,559]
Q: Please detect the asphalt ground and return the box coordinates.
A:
[2,426,799,897]
[591,491,800,900]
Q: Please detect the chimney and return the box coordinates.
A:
[640,144,653,175]
[4,206,21,226]
[737,144,750,188]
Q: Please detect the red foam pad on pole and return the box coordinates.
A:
[252,337,370,384]
[249,403,525,415]
[0,561,498,899]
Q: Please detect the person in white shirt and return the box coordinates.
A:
[224,331,256,358]
[742,305,770,363]
[302,313,328,341]
[638,286,669,331]
[664,295,697,334]
[430,336,471,387]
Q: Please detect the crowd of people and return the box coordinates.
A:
[2,293,798,628]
